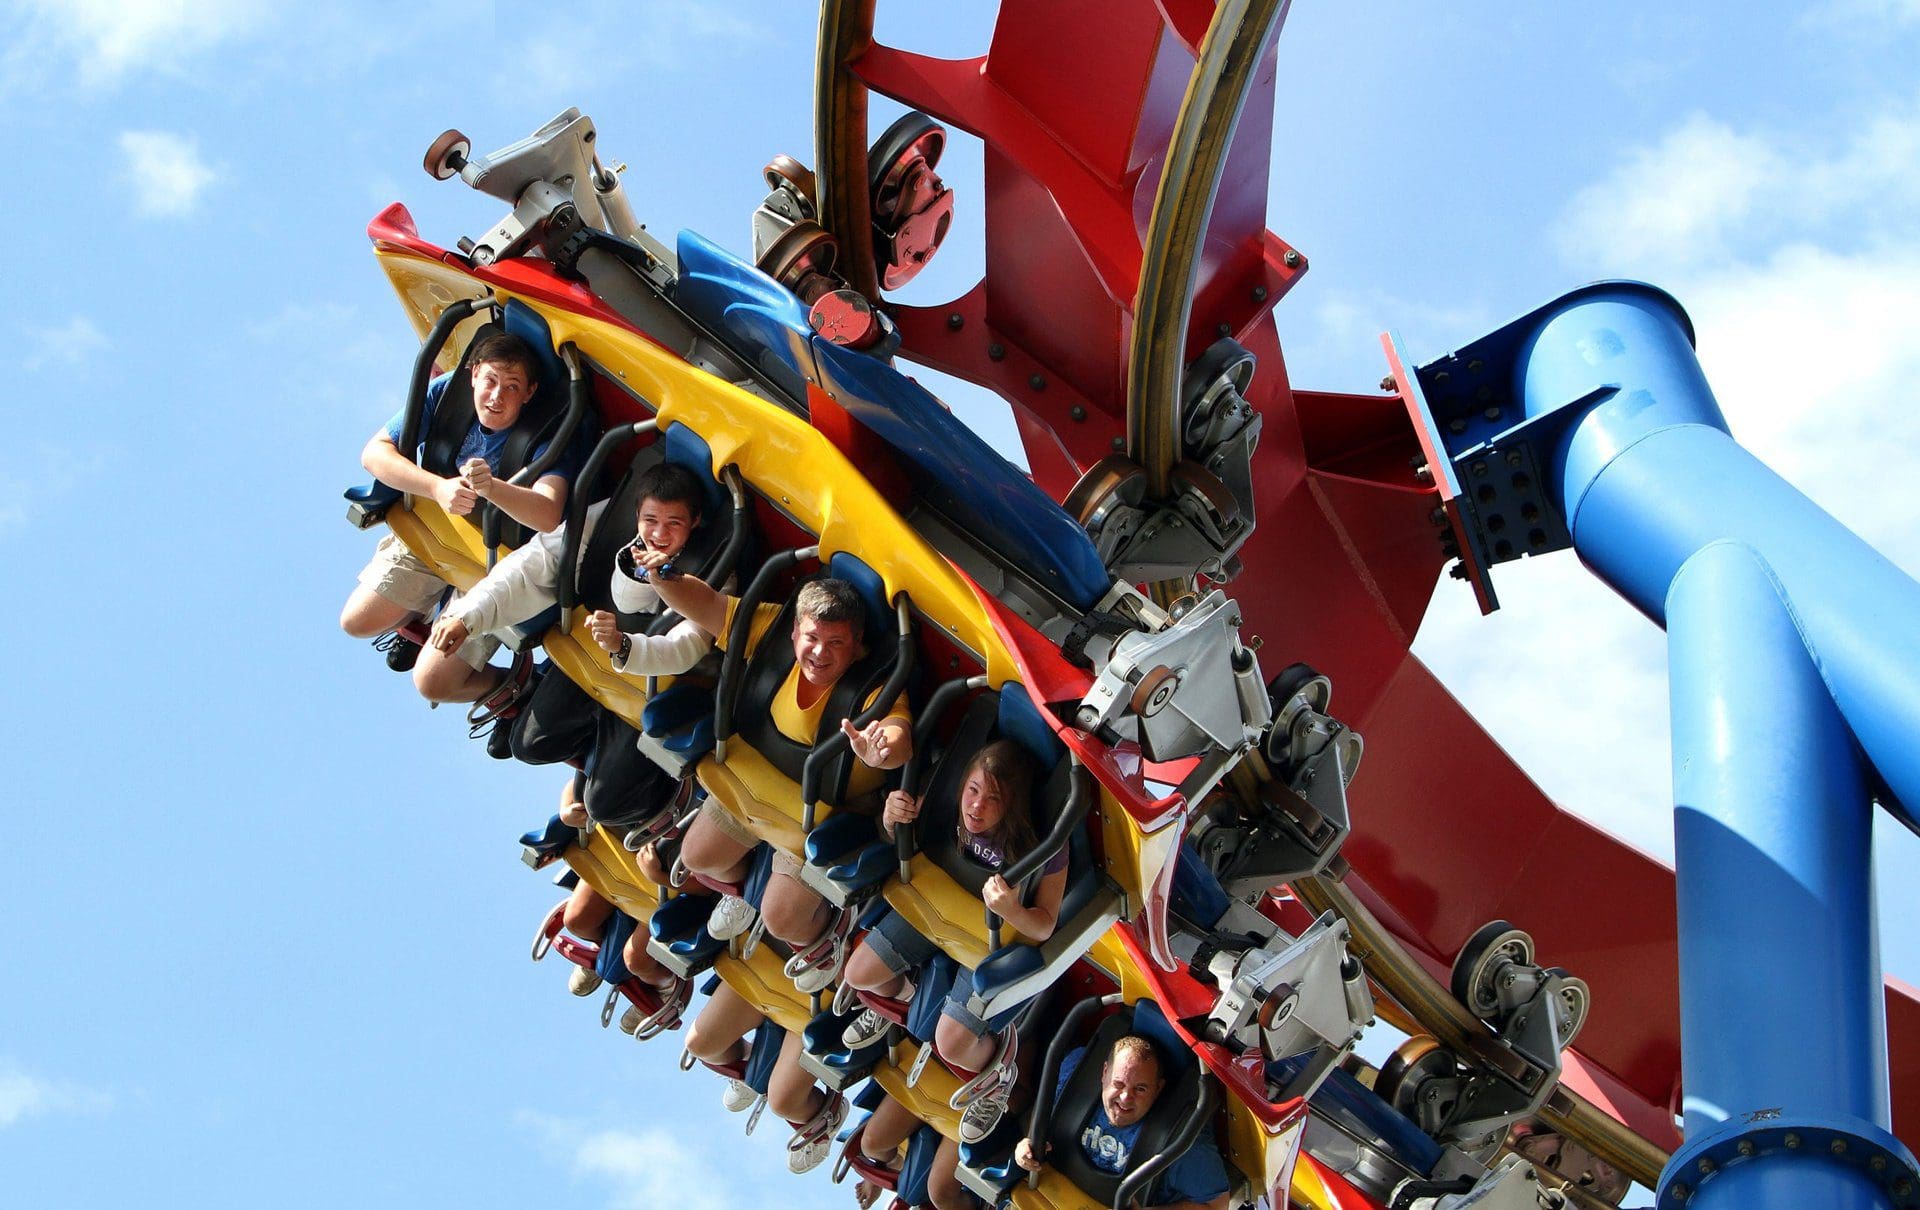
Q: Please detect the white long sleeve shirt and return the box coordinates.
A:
[445,500,713,677]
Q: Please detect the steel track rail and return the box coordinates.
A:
[1125,0,1284,501]
[813,0,881,301]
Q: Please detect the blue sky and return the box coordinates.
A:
[3,2,1919,1207]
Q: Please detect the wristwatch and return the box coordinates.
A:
[617,635,632,664]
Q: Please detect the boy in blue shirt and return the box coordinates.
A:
[339,331,583,707]
[1014,1034,1232,1210]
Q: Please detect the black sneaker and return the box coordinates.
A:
[382,635,421,672]
[485,715,516,760]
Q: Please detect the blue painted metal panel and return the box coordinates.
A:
[808,335,1110,610]
[672,229,817,403]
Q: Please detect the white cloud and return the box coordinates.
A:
[22,316,108,371]
[518,1113,802,1210]
[0,1062,112,1128]
[1558,113,1780,271]
[119,130,217,219]
[5,0,266,86]
[0,444,104,536]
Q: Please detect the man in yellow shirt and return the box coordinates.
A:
[650,564,911,992]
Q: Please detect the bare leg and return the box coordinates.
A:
[926,1135,975,1210]
[562,881,614,943]
[687,982,764,1065]
[411,642,504,703]
[761,869,832,947]
[860,1094,922,1161]
[680,813,756,884]
[934,1013,997,1073]
[621,928,674,987]
[339,585,411,638]
[766,1031,825,1124]
[843,940,911,997]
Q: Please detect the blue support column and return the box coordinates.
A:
[1666,540,1891,1210]
[1401,281,1920,1208]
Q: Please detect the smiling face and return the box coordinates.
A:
[633,496,697,561]
[958,768,1010,836]
[1099,1047,1163,1129]
[468,357,536,431]
[791,615,861,687]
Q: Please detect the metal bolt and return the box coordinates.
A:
[1414,465,1433,484]
[1282,249,1302,268]
[1737,1141,1755,1157]
[1251,285,1268,302]
[1468,359,1484,374]
[1435,370,1451,385]
[1448,418,1467,434]
[1477,384,1493,402]
[1470,459,1488,478]
[1429,508,1446,526]
[1521,503,1540,522]
[1070,405,1087,421]
[1897,1178,1914,1198]
[1111,436,1125,451]
[947,312,964,331]
[1216,322,1232,337]
[1697,1158,1715,1175]
[1380,375,1397,391]
[1830,1138,1848,1155]
[1672,1183,1690,1202]
[1484,407,1502,422]
[1784,1133,1802,1150]
[1448,562,1469,580]
[1494,539,1513,559]
[1029,373,1046,390]
[1529,528,1548,548]
[1505,450,1524,467]
[988,343,1006,361]
[1871,1156,1887,1172]
[1486,514,1506,533]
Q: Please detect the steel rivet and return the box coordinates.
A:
[947,312,964,330]
[1893,1176,1911,1196]
[1484,407,1501,421]
[1470,459,1488,477]
[1784,1133,1802,1150]
[1448,418,1467,434]
[1111,436,1125,451]
[1029,374,1046,390]
[1468,359,1484,374]
[1505,450,1523,467]
[1697,1158,1715,1175]
[1737,1141,1755,1157]
[1282,249,1302,268]
[988,343,1005,361]
[1252,285,1268,302]
[1871,1156,1888,1172]
[1672,1182,1690,1202]
[1831,1138,1849,1155]
[1070,405,1086,421]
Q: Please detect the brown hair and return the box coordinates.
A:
[795,578,866,631]
[959,739,1039,866]
[468,331,540,383]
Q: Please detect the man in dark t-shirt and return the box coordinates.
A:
[1014,1034,1232,1210]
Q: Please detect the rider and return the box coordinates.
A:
[648,570,912,993]
[837,740,1070,1141]
[1014,1034,1231,1210]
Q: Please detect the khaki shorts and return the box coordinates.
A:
[700,796,761,851]
[357,534,500,671]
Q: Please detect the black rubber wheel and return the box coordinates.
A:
[1450,919,1535,1021]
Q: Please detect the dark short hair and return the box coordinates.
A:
[795,578,865,632]
[467,331,541,383]
[634,463,706,520]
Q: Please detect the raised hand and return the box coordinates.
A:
[429,614,470,653]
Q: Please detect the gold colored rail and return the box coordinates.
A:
[813,0,880,300]
[1126,0,1284,500]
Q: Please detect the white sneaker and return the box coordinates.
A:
[841,1007,891,1050]
[786,1093,849,1174]
[785,923,850,995]
[705,894,758,941]
[569,966,604,996]
[721,1078,758,1113]
[958,1091,1007,1144]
